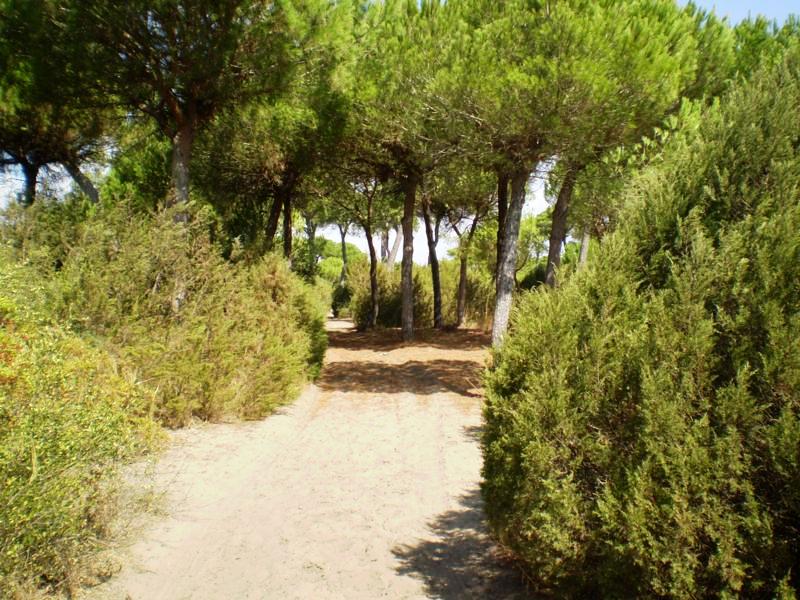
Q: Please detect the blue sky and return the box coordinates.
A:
[686,1,796,24]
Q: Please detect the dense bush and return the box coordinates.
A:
[2,200,327,426]
[0,256,158,594]
[483,51,800,597]
[348,260,435,329]
[348,257,495,330]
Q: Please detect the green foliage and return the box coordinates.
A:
[0,255,157,593]
[348,258,494,330]
[2,200,327,426]
[482,49,800,597]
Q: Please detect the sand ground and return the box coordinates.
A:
[81,319,527,600]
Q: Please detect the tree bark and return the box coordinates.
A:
[387,225,401,269]
[545,166,580,287]
[579,227,590,267]
[20,161,39,206]
[337,223,348,286]
[282,194,292,262]
[421,199,443,329]
[380,230,390,262]
[304,214,317,278]
[63,162,99,203]
[264,195,283,250]
[495,172,509,284]
[456,216,479,328]
[170,120,195,207]
[400,176,418,341]
[364,223,379,329]
[492,168,528,348]
[456,255,468,328]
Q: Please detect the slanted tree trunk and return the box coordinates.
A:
[579,227,590,267]
[282,194,292,262]
[456,217,480,328]
[421,199,443,329]
[492,168,528,348]
[545,165,580,287]
[264,195,283,250]
[363,222,379,329]
[20,161,39,206]
[63,162,99,203]
[400,175,418,341]
[304,214,317,278]
[169,119,195,207]
[337,223,349,286]
[387,225,401,269]
[380,230,390,262]
[495,172,509,284]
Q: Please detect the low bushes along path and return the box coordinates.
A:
[85,319,527,599]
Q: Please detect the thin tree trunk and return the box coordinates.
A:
[282,194,292,262]
[400,176,418,341]
[579,227,590,267]
[495,172,509,284]
[492,168,528,348]
[304,214,317,278]
[387,225,401,269]
[338,223,348,286]
[545,166,580,287]
[422,199,443,329]
[63,162,99,203]
[264,195,283,250]
[380,230,390,262]
[456,216,479,328]
[170,120,195,207]
[20,161,39,206]
[456,255,468,328]
[364,223,379,329]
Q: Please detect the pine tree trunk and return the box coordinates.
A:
[170,121,195,207]
[364,223,379,329]
[456,255,468,328]
[338,224,348,286]
[282,194,292,263]
[264,195,283,250]
[63,162,99,203]
[20,161,39,206]
[380,230,390,262]
[579,227,590,267]
[456,216,479,328]
[545,166,579,287]
[400,176,418,341]
[495,172,509,284]
[387,225,401,269]
[304,215,317,278]
[492,168,528,348]
[422,200,443,329]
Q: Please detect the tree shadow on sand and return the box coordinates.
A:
[317,359,484,397]
[392,488,533,599]
[327,326,491,353]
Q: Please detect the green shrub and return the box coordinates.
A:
[483,50,800,597]
[0,257,157,593]
[2,201,327,426]
[347,257,495,330]
[348,261,434,329]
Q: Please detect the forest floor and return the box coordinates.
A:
[81,319,528,600]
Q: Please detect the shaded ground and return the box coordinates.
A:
[82,320,528,599]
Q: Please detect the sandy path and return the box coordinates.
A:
[83,320,526,599]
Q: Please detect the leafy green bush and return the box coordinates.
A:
[347,257,495,330]
[483,50,800,597]
[348,261,434,329]
[0,256,157,594]
[2,200,327,426]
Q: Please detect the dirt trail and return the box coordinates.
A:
[84,319,527,599]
